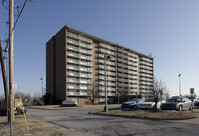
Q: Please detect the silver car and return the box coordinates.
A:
[161,97,192,111]
[139,98,162,109]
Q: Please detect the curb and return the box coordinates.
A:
[89,110,199,120]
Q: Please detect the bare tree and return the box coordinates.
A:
[153,77,169,110]
[89,81,100,105]
[0,94,5,101]
[14,92,32,103]
[117,88,129,103]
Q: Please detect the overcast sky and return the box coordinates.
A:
[0,0,199,97]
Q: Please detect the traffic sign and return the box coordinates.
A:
[190,88,194,94]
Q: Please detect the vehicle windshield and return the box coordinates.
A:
[145,99,155,102]
[167,98,182,102]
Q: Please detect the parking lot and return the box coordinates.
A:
[27,105,199,136]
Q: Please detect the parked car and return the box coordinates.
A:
[62,99,77,106]
[194,98,199,106]
[121,99,144,110]
[187,96,197,103]
[194,101,199,106]
[139,98,163,109]
[161,97,192,111]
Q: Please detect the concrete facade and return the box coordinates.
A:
[46,25,154,105]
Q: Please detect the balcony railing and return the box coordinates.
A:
[128,52,138,58]
[68,32,93,43]
[99,43,115,51]
[141,57,153,63]
[99,48,115,55]
[67,38,92,49]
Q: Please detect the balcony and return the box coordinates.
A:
[67,72,79,76]
[140,61,153,67]
[140,73,153,78]
[99,48,115,55]
[123,64,128,69]
[79,85,89,90]
[67,59,79,64]
[128,80,138,84]
[118,58,123,63]
[79,67,92,72]
[67,65,79,70]
[118,48,128,55]
[67,79,79,83]
[118,63,123,68]
[99,43,115,51]
[79,48,92,55]
[80,55,92,61]
[123,84,128,87]
[140,69,153,74]
[140,65,153,71]
[107,61,115,66]
[67,85,79,89]
[80,74,92,78]
[80,80,91,84]
[129,84,137,88]
[80,61,92,66]
[117,68,124,72]
[67,90,79,96]
[141,57,153,63]
[118,73,126,77]
[129,89,138,92]
[99,92,115,96]
[67,32,93,43]
[79,91,90,96]
[67,44,80,51]
[128,75,138,79]
[141,77,149,81]
[67,51,79,58]
[107,77,116,81]
[128,52,138,58]
[106,82,115,86]
[67,38,92,49]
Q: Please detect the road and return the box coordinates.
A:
[27,106,199,136]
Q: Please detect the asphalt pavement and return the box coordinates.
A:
[26,106,199,136]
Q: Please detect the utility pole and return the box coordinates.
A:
[178,74,181,97]
[40,77,43,102]
[9,0,14,128]
[0,40,9,121]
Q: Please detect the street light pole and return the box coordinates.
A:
[40,77,43,101]
[178,74,181,97]
[104,55,110,112]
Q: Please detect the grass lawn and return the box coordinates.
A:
[0,115,69,136]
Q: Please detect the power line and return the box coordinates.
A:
[2,0,9,10]
[12,0,28,32]
[3,0,29,50]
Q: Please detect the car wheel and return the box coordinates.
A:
[134,106,138,110]
[179,105,183,111]
[189,105,193,110]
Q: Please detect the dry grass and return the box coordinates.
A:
[0,115,69,136]
[92,109,199,120]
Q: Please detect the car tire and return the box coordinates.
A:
[134,106,138,110]
[179,105,183,111]
[189,105,193,110]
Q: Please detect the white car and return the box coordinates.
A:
[139,98,163,109]
[62,99,77,106]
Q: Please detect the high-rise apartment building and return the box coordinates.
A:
[46,26,154,105]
